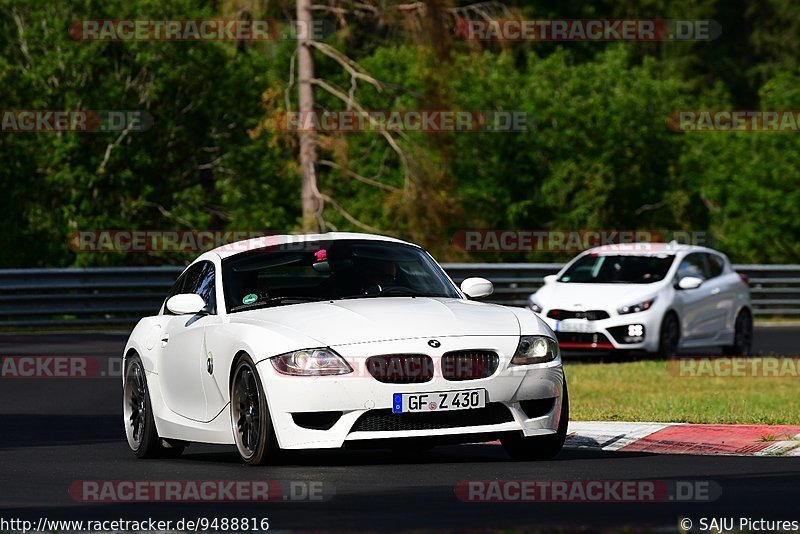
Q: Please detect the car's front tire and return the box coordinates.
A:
[124,354,185,459]
[501,379,569,461]
[724,309,753,356]
[231,355,281,465]
[657,312,680,359]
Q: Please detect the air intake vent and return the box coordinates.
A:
[351,403,514,433]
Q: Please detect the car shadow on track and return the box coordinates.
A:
[177,443,658,467]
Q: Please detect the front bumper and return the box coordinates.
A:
[256,336,565,449]
[542,311,660,352]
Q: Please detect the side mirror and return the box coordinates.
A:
[543,274,558,284]
[677,276,703,290]
[461,277,494,298]
[166,293,206,315]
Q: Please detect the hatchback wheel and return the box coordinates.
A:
[657,313,680,359]
[724,310,753,356]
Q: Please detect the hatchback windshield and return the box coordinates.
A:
[222,239,461,312]
[558,254,675,284]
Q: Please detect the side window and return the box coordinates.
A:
[163,262,216,315]
[162,270,189,315]
[195,262,217,313]
[182,261,217,314]
[706,253,725,278]
[677,253,709,281]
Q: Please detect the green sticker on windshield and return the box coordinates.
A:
[242,293,258,305]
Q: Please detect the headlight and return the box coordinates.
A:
[271,348,353,376]
[511,335,559,365]
[527,295,543,313]
[618,297,656,315]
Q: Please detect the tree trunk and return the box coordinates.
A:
[296,0,320,232]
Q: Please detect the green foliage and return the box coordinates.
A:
[1,0,799,266]
[0,0,294,266]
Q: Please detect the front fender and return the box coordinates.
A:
[123,316,168,376]
[204,320,327,407]
[509,306,556,339]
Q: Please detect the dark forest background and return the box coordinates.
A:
[1,0,799,266]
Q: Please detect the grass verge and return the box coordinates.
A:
[566,359,800,425]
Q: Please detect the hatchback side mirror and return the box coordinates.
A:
[166,293,206,315]
[460,277,494,298]
[677,276,703,290]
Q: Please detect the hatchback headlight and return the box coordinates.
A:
[618,297,656,315]
[511,335,559,365]
[271,348,353,376]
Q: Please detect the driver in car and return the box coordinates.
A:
[362,259,397,294]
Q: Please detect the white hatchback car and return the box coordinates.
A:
[527,243,752,357]
[123,233,567,464]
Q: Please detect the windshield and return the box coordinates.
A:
[558,253,675,284]
[222,239,461,312]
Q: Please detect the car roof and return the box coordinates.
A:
[582,242,722,256]
[209,231,417,260]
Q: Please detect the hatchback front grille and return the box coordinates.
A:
[350,403,513,432]
[366,354,434,384]
[547,309,610,321]
[441,350,499,381]
[555,332,614,349]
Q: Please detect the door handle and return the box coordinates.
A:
[161,334,170,347]
[710,287,721,295]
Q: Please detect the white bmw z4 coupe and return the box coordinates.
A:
[527,243,752,358]
[123,233,567,464]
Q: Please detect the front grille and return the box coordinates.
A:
[555,332,613,348]
[351,403,513,432]
[547,309,610,321]
[366,354,434,384]
[441,350,499,381]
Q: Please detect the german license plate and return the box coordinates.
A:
[392,389,487,413]
[555,320,593,333]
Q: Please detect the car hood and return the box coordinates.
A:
[534,282,664,310]
[227,297,521,346]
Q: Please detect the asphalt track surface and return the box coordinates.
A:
[1,327,799,531]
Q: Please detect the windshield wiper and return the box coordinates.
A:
[340,287,447,299]
[230,296,326,312]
